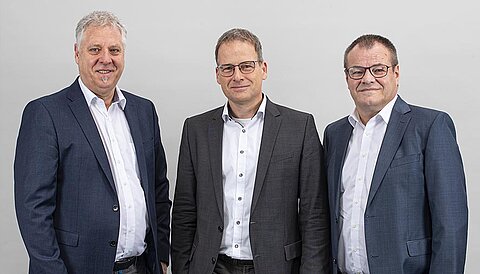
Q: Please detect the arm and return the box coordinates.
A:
[152,105,172,267]
[425,113,468,273]
[299,115,331,273]
[14,101,68,274]
[171,119,197,274]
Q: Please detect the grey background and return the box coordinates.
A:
[1,0,478,273]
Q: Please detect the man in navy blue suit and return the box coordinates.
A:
[324,34,468,273]
[14,11,170,274]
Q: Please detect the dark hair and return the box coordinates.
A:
[344,34,398,68]
[215,28,263,64]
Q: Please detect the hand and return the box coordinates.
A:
[161,262,168,274]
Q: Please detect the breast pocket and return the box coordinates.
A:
[390,153,421,168]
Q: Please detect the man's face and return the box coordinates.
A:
[345,42,399,121]
[74,25,124,98]
[216,40,267,111]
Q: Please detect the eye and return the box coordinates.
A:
[239,63,255,72]
[109,48,121,55]
[88,47,100,54]
[349,67,365,77]
[371,65,387,76]
[220,65,234,73]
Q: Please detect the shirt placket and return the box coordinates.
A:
[351,124,371,273]
[232,124,247,257]
[104,105,136,257]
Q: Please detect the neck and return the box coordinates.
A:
[228,96,263,119]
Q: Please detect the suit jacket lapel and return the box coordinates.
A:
[251,100,281,213]
[333,120,354,220]
[367,97,411,207]
[208,108,225,219]
[66,79,116,192]
[123,96,149,194]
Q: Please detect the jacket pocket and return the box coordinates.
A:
[284,240,302,261]
[391,153,420,168]
[55,228,79,247]
[406,238,432,256]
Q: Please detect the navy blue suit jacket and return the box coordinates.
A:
[323,96,468,273]
[14,79,171,274]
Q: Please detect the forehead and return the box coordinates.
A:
[346,42,392,67]
[81,25,123,45]
[217,40,257,64]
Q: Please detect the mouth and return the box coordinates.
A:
[96,69,114,83]
[230,85,250,91]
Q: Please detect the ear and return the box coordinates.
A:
[74,43,80,64]
[215,67,221,84]
[394,64,400,86]
[261,61,268,80]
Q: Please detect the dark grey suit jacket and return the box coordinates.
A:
[324,96,468,274]
[171,98,331,273]
[14,79,171,274]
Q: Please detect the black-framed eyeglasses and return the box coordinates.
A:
[217,60,260,77]
[345,64,396,80]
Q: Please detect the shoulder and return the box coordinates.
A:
[184,106,224,124]
[325,116,350,134]
[267,100,314,121]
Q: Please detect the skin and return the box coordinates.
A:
[345,42,400,125]
[74,25,125,109]
[216,40,267,118]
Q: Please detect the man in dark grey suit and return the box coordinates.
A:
[14,11,170,274]
[324,34,468,273]
[171,28,331,273]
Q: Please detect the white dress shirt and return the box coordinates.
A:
[339,95,398,274]
[219,95,267,260]
[79,78,148,261]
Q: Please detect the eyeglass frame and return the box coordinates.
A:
[344,64,397,80]
[216,60,261,77]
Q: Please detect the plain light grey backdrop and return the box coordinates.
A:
[1,0,478,273]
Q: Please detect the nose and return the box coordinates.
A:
[98,49,112,64]
[232,66,244,81]
[361,68,375,84]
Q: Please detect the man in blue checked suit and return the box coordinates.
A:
[14,11,170,274]
[324,34,468,274]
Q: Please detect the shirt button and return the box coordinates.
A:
[242,129,246,133]
[109,240,117,247]
[239,173,243,177]
[237,197,242,201]
[240,150,244,154]
[112,205,119,212]
[234,244,239,248]
[236,221,240,225]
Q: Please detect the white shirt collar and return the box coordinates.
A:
[222,94,267,123]
[348,94,398,127]
[78,77,126,110]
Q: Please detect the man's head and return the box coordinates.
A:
[74,11,126,101]
[343,34,400,124]
[215,28,267,117]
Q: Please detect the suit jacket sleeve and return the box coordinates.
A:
[171,119,197,273]
[14,101,69,274]
[152,103,172,265]
[425,113,468,273]
[299,115,331,273]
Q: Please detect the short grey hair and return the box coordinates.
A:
[215,28,263,64]
[344,34,398,68]
[75,11,127,47]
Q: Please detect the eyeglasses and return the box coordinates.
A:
[217,61,260,77]
[345,64,396,80]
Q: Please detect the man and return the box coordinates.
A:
[14,11,170,274]
[171,28,330,273]
[324,34,468,273]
